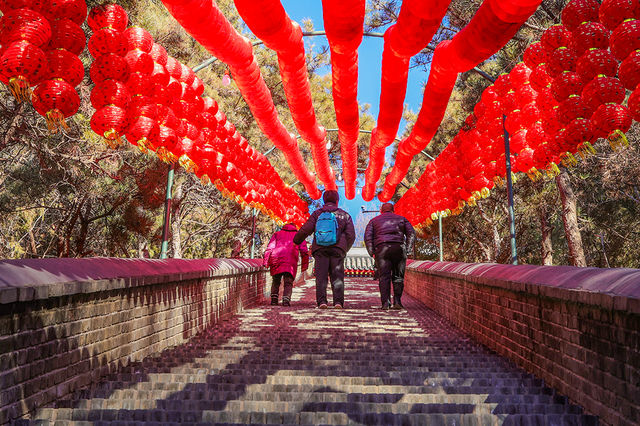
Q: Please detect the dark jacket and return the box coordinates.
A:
[364,212,415,256]
[293,202,356,256]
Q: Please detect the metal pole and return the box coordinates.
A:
[250,208,257,259]
[503,115,518,265]
[160,164,175,259]
[438,214,443,262]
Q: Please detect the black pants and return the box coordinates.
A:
[270,272,294,302]
[313,247,345,306]
[376,243,406,306]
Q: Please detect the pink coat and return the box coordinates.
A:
[263,224,309,277]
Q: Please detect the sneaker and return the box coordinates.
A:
[270,298,278,306]
[282,300,290,307]
[334,304,343,309]
[381,303,390,310]
[318,303,328,309]
[391,303,404,310]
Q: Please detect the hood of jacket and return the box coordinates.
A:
[281,223,297,232]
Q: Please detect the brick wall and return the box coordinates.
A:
[0,258,267,424]
[405,261,640,426]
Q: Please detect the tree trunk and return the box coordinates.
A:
[555,169,587,266]
[538,206,553,265]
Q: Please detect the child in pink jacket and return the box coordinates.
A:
[263,223,310,306]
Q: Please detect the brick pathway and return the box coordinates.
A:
[22,278,597,425]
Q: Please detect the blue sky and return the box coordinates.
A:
[270,0,430,223]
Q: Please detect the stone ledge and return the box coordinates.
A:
[0,257,265,304]
[407,261,640,313]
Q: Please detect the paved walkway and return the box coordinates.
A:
[23,278,596,425]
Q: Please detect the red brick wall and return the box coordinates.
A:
[405,261,640,426]
[0,258,267,424]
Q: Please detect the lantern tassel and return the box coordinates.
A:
[44,110,69,133]
[103,129,123,149]
[200,175,211,186]
[608,129,629,151]
[8,76,31,103]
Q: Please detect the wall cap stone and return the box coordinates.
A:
[0,257,265,304]
[407,261,640,313]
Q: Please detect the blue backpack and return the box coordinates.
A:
[315,211,338,246]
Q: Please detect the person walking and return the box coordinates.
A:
[293,190,355,309]
[364,202,415,310]
[263,223,310,306]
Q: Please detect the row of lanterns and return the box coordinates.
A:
[0,0,86,131]
[362,0,450,201]
[374,0,544,202]
[86,4,309,226]
[234,0,336,192]
[396,0,639,228]
[160,0,320,198]
[322,0,365,200]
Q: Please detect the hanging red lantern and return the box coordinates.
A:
[0,8,51,48]
[0,0,43,13]
[150,62,169,86]
[523,41,547,68]
[551,71,584,102]
[562,117,594,154]
[156,125,179,162]
[530,63,552,91]
[42,0,87,25]
[556,95,591,125]
[541,25,573,52]
[127,95,157,119]
[125,71,153,97]
[562,0,600,31]
[191,76,204,97]
[87,4,128,32]
[126,115,159,151]
[519,102,541,128]
[89,53,129,83]
[45,49,84,87]
[547,46,578,77]
[150,83,170,105]
[123,49,153,75]
[581,75,626,111]
[91,105,129,148]
[590,103,632,144]
[0,40,47,101]
[575,48,619,81]
[165,56,182,79]
[179,62,195,85]
[609,19,640,60]
[627,86,640,120]
[165,76,182,99]
[599,0,639,31]
[123,26,153,53]
[47,18,85,56]
[31,79,79,131]
[88,27,127,58]
[618,50,640,90]
[571,22,610,56]
[90,79,130,109]
[149,43,167,66]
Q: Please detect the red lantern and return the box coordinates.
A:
[509,62,531,86]
[123,49,153,75]
[547,46,577,77]
[599,0,639,31]
[88,27,127,58]
[0,8,51,48]
[571,22,610,56]
[156,125,179,162]
[530,63,552,91]
[0,0,44,13]
[523,41,547,68]
[31,79,79,131]
[618,50,640,89]
[89,53,129,83]
[562,0,600,31]
[47,18,85,55]
[541,25,572,52]
[609,19,640,60]
[575,48,619,81]
[550,71,584,102]
[127,95,157,119]
[150,62,169,86]
[46,49,84,87]
[90,79,131,109]
[42,0,87,25]
[627,87,640,120]
[556,95,591,125]
[562,118,594,153]
[581,75,626,111]
[123,26,154,53]
[0,40,47,101]
[126,115,159,151]
[590,103,632,141]
[87,4,128,32]
[125,71,153,96]
[90,105,129,148]
[149,43,167,66]
[191,76,204,97]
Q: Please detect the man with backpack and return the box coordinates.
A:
[364,202,415,310]
[294,190,355,309]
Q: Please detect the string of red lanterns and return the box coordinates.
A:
[160,0,320,199]
[234,0,336,192]
[362,0,451,202]
[380,0,543,202]
[321,0,365,200]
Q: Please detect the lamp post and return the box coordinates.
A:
[503,114,518,265]
[160,164,175,259]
